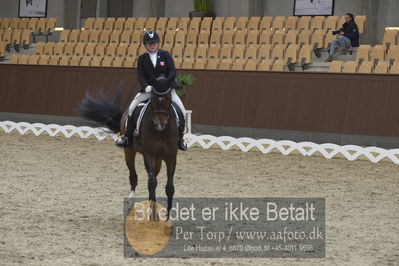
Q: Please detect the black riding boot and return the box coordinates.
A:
[178,117,187,151]
[115,115,135,148]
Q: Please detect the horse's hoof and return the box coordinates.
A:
[128,191,135,198]
[165,219,173,229]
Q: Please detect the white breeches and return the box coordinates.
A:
[128,89,186,117]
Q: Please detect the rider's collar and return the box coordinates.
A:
[147,50,158,55]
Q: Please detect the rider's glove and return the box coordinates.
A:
[145,85,153,93]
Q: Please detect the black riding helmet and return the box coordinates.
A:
[143,30,160,44]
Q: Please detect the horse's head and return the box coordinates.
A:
[150,76,172,131]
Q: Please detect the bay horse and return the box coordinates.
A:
[78,76,179,221]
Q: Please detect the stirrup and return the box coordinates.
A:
[115,135,129,147]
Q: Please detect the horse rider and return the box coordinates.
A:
[115,30,187,151]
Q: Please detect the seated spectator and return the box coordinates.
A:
[325,13,360,62]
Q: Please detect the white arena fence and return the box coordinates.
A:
[1,120,399,165]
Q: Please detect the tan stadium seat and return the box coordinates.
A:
[206,61,218,70]
[258,60,272,71]
[356,45,371,63]
[120,31,132,44]
[181,61,193,69]
[48,56,60,65]
[258,44,272,61]
[232,46,244,61]
[221,31,233,47]
[389,61,399,74]
[131,31,143,46]
[36,18,46,33]
[103,18,115,30]
[145,17,157,31]
[78,30,90,43]
[53,42,65,56]
[70,55,82,66]
[324,16,338,30]
[298,16,311,30]
[59,30,70,43]
[80,56,92,66]
[94,43,106,56]
[138,44,147,56]
[236,17,248,31]
[84,43,96,56]
[358,61,374,73]
[112,57,124,67]
[84,18,95,30]
[272,59,286,71]
[123,57,136,67]
[38,55,49,65]
[18,54,29,64]
[271,44,285,61]
[102,56,113,67]
[338,16,346,29]
[370,45,385,64]
[127,44,138,58]
[19,18,29,29]
[172,45,183,62]
[324,31,337,49]
[43,42,55,55]
[311,16,324,31]
[0,18,10,29]
[272,16,285,31]
[11,29,21,45]
[9,18,19,29]
[21,30,31,46]
[8,54,19,64]
[285,16,298,30]
[0,42,5,58]
[0,29,4,40]
[193,61,205,69]
[285,44,299,64]
[210,31,221,48]
[74,42,86,56]
[198,32,210,47]
[183,46,195,63]
[110,30,122,44]
[116,44,128,57]
[89,30,100,43]
[2,29,13,44]
[244,59,258,71]
[195,46,207,63]
[58,56,70,65]
[285,30,298,45]
[207,46,220,64]
[156,17,168,32]
[328,60,343,72]
[106,44,117,57]
[271,30,286,45]
[166,17,178,32]
[223,17,236,32]
[211,17,223,32]
[200,17,213,32]
[91,56,102,66]
[259,30,272,45]
[311,30,326,49]
[134,17,146,31]
[246,30,259,46]
[342,61,358,73]
[259,17,272,31]
[174,31,186,47]
[387,45,399,63]
[245,45,258,60]
[46,17,57,33]
[374,61,389,74]
[186,31,197,47]
[299,44,313,64]
[220,46,233,63]
[231,61,244,70]
[124,18,135,31]
[178,17,190,32]
[163,31,175,48]
[234,31,246,47]
[93,18,105,30]
[383,30,397,49]
[355,15,366,34]
[162,45,171,54]
[99,30,111,44]
[64,42,75,55]
[27,54,40,64]
[247,17,260,31]
[114,18,125,31]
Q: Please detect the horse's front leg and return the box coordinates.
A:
[165,154,176,226]
[143,153,158,220]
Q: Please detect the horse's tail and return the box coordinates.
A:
[78,90,123,133]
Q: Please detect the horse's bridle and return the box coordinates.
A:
[151,87,172,116]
